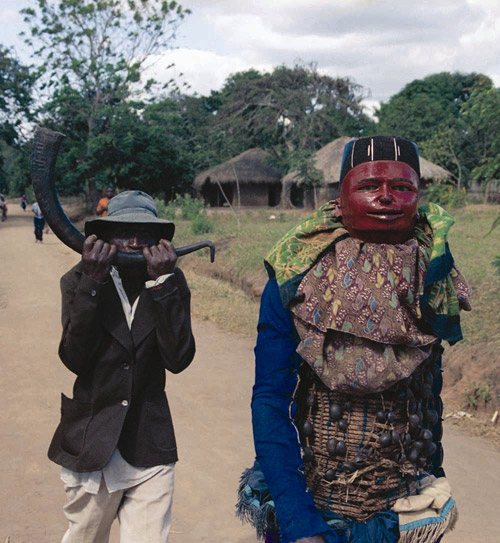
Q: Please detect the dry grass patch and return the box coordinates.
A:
[183,268,259,338]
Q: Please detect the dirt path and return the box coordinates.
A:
[0,204,499,542]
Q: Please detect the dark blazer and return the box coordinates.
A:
[48,263,195,472]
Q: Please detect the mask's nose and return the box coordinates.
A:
[378,183,394,203]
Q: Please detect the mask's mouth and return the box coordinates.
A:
[366,210,405,222]
[367,210,404,216]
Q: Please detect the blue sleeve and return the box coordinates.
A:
[252,279,345,543]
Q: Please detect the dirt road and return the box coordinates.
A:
[1,204,499,542]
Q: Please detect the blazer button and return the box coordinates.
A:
[121,400,129,407]
[90,289,97,297]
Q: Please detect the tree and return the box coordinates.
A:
[102,98,194,198]
[376,72,482,144]
[186,63,374,182]
[22,0,190,202]
[420,122,467,187]
[0,46,34,193]
[460,84,500,184]
[0,46,34,145]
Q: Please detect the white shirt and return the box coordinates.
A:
[61,268,173,494]
[32,202,43,218]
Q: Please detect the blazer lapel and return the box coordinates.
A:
[131,290,156,347]
[102,281,134,355]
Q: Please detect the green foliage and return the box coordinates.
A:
[22,0,189,96]
[424,182,467,208]
[21,0,190,200]
[157,193,207,223]
[492,255,500,275]
[173,193,205,220]
[2,144,32,196]
[273,148,324,188]
[155,198,176,221]
[157,193,212,234]
[462,381,491,409]
[460,85,500,183]
[376,72,481,143]
[193,63,374,171]
[0,46,34,147]
[377,72,500,188]
[0,47,35,189]
[191,214,214,234]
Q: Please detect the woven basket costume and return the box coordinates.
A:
[295,348,443,522]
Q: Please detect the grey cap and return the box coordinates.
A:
[85,190,174,240]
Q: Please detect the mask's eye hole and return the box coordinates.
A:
[357,183,378,192]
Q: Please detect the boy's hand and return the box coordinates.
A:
[81,234,117,283]
[143,239,177,280]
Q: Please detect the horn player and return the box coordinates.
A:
[48,190,196,542]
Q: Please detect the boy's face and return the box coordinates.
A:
[336,160,420,244]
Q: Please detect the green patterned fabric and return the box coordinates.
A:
[265,200,464,342]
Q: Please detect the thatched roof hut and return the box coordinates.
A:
[419,157,451,182]
[194,148,282,207]
[282,137,452,208]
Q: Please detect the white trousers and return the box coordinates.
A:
[61,464,175,543]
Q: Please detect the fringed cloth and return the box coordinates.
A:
[291,236,438,395]
[237,468,457,543]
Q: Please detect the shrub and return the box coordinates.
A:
[493,255,500,275]
[191,213,214,234]
[174,194,205,221]
[424,183,467,208]
[461,381,491,409]
[155,198,176,220]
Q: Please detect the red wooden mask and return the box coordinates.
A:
[336,160,420,244]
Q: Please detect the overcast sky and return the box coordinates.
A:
[2,0,499,114]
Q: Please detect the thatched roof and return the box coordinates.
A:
[282,137,351,187]
[283,136,451,187]
[193,148,282,189]
[419,157,451,181]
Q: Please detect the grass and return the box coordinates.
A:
[445,204,500,348]
[68,199,500,343]
[172,209,305,337]
[183,269,259,337]
[169,203,500,345]
[172,208,307,281]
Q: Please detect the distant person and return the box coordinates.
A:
[96,186,116,217]
[32,201,45,242]
[21,195,27,211]
[0,195,7,222]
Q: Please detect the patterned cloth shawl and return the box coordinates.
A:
[265,201,470,344]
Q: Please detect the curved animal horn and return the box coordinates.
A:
[31,126,215,264]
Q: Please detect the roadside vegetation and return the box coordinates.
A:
[161,202,500,348]
[153,201,500,419]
